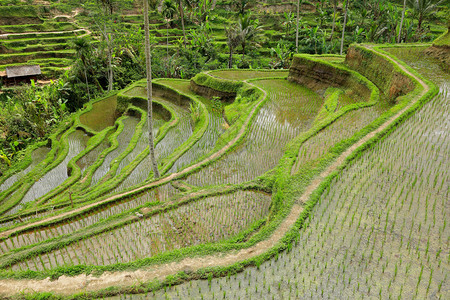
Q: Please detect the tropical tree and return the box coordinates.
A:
[295,0,303,52]
[189,22,216,60]
[398,0,407,43]
[340,0,350,55]
[177,0,187,48]
[270,42,293,69]
[71,37,92,101]
[162,0,177,56]
[237,14,261,61]
[407,0,445,31]
[96,0,114,14]
[282,12,295,36]
[305,26,322,54]
[330,0,338,40]
[232,0,249,15]
[143,0,160,178]
[225,24,241,68]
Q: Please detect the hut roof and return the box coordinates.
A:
[6,65,41,78]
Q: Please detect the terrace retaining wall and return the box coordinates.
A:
[288,54,372,101]
[345,45,415,100]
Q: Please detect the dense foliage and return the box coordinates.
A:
[0,0,447,170]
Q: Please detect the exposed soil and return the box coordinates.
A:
[190,80,237,102]
[0,47,431,297]
[0,17,43,26]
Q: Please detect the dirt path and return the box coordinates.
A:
[0,28,87,39]
[0,47,431,297]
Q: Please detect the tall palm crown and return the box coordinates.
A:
[236,14,261,60]
[407,0,445,30]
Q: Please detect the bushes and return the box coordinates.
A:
[0,79,69,172]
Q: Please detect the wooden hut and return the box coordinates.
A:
[3,65,41,86]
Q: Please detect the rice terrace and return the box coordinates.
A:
[0,0,448,299]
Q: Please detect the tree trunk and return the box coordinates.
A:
[418,13,423,31]
[330,1,337,41]
[228,47,233,68]
[144,0,160,179]
[296,0,300,52]
[83,64,91,101]
[166,22,169,56]
[340,0,349,55]
[242,42,245,60]
[179,0,187,48]
[107,33,113,91]
[398,0,406,43]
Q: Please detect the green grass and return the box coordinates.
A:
[0,28,445,300]
[0,50,75,64]
[433,30,450,46]
[209,69,289,81]
[0,22,76,34]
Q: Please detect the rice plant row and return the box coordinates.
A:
[145,49,449,300]
[209,70,289,81]
[0,186,175,256]
[0,147,50,193]
[291,102,388,175]
[4,130,90,217]
[11,190,271,271]
[186,79,323,187]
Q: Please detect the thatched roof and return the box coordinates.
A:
[6,65,41,78]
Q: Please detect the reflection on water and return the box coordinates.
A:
[79,96,117,132]
[0,147,50,193]
[5,130,89,216]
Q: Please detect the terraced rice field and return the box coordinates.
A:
[0,5,86,78]
[0,44,447,299]
[113,48,450,300]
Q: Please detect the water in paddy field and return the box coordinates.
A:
[186,79,323,186]
[291,100,390,175]
[2,130,90,216]
[0,146,50,192]
[90,116,140,187]
[0,186,168,256]
[168,99,226,174]
[209,70,289,80]
[79,95,117,132]
[106,94,192,193]
[76,138,110,175]
[12,190,271,271]
[111,52,449,299]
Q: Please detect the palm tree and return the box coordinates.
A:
[407,0,445,31]
[237,14,261,61]
[295,0,303,52]
[178,0,187,48]
[144,0,160,179]
[71,37,91,101]
[340,0,350,55]
[330,0,338,41]
[162,0,177,56]
[225,24,241,68]
[398,0,407,43]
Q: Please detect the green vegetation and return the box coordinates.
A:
[433,29,450,46]
[0,0,448,299]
